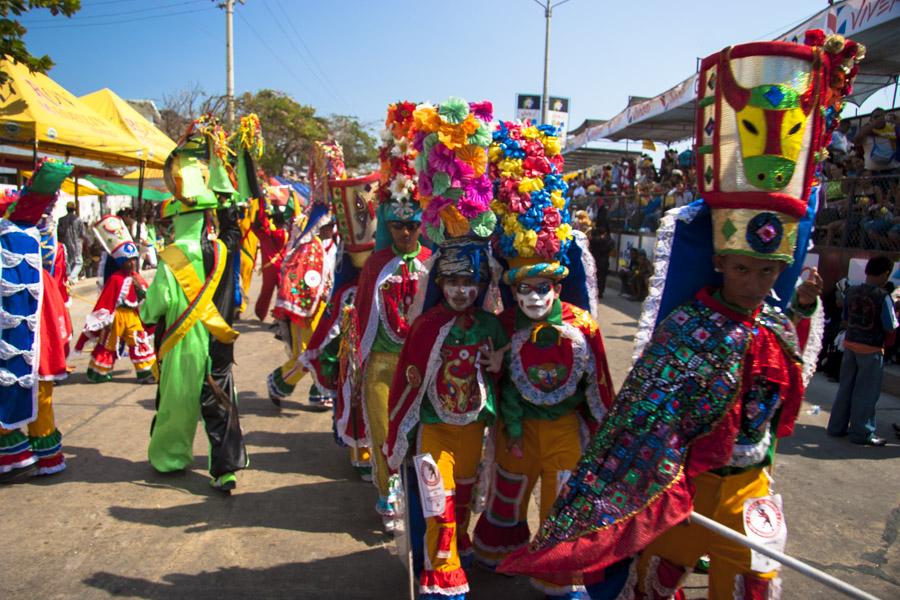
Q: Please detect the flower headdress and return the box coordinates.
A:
[378,100,420,223]
[412,97,495,241]
[489,121,570,283]
[232,114,265,207]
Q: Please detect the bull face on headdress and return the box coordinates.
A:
[697,42,826,263]
[331,173,379,266]
[719,51,819,193]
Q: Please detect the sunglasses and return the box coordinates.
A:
[516,282,554,295]
[389,221,419,232]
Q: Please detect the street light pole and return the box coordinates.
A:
[534,0,572,125]
[225,0,235,126]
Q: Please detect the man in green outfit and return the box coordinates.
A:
[141,116,248,492]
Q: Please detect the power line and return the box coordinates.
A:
[235,10,318,105]
[25,6,217,29]
[272,0,351,114]
[23,0,208,22]
[259,0,345,112]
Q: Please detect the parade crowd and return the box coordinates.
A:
[0,30,884,600]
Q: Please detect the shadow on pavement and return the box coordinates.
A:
[107,479,388,546]
[778,422,900,460]
[83,547,540,599]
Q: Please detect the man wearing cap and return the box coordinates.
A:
[74,214,155,384]
[58,200,87,283]
[498,31,859,600]
[142,116,247,493]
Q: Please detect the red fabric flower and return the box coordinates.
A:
[804,29,825,47]
[542,207,561,228]
[523,156,551,177]
[535,229,560,259]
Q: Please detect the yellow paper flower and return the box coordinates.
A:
[491,199,508,217]
[456,144,487,176]
[514,230,537,257]
[518,177,544,194]
[414,105,441,133]
[498,158,523,178]
[521,126,540,139]
[438,122,468,150]
[550,190,565,209]
[441,205,470,238]
[556,223,573,242]
[502,213,519,235]
[542,136,561,156]
[488,145,503,162]
[460,114,480,136]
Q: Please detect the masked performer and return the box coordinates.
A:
[143,116,248,492]
[383,97,505,599]
[0,160,74,481]
[252,180,293,322]
[499,32,859,600]
[355,100,431,531]
[267,141,344,409]
[299,161,380,478]
[74,215,155,383]
[471,120,616,598]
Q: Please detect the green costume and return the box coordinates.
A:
[142,116,247,490]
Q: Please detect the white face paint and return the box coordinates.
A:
[442,283,479,312]
[515,278,558,321]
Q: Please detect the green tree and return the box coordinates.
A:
[326,114,378,172]
[0,1,81,84]
[236,89,327,176]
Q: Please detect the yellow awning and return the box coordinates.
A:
[22,170,103,196]
[123,167,165,180]
[80,88,175,168]
[0,59,145,165]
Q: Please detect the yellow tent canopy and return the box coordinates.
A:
[23,170,102,196]
[80,88,175,168]
[123,167,164,180]
[0,58,144,165]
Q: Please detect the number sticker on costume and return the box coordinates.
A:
[414,453,446,518]
[304,270,322,288]
[743,494,787,573]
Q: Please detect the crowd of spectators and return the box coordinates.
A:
[566,148,699,235]
[816,108,900,250]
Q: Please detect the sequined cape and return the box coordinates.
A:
[498,287,804,585]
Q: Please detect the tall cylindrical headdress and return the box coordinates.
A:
[696,33,863,263]
[489,121,570,283]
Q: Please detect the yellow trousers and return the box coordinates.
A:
[89,306,156,375]
[417,421,485,595]
[362,351,399,504]
[637,467,780,600]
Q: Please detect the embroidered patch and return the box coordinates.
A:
[406,364,422,387]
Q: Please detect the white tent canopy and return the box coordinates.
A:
[566,0,900,150]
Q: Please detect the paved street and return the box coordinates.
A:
[1,274,898,599]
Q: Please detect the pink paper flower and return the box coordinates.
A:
[542,207,561,228]
[535,229,560,259]
[469,101,494,122]
[428,144,457,173]
[417,171,434,196]
[422,196,452,226]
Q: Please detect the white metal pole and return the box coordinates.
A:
[541,3,551,125]
[225,0,235,126]
[689,512,882,600]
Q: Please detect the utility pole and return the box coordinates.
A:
[216,0,243,126]
[534,0,572,125]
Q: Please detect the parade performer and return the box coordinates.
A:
[472,120,616,597]
[143,116,248,492]
[74,215,156,384]
[355,100,431,530]
[233,114,264,318]
[252,180,293,321]
[0,160,74,481]
[498,32,860,600]
[267,141,344,409]
[383,96,504,599]
[299,164,380,478]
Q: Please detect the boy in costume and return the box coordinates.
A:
[0,160,74,481]
[472,120,616,598]
[142,116,248,492]
[299,165,380,476]
[355,100,430,530]
[498,32,860,600]
[74,215,155,384]
[383,97,501,599]
[267,141,344,409]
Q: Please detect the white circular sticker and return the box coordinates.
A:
[744,497,784,539]
[304,270,322,288]
[46,127,57,140]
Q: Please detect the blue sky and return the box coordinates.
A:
[21,0,896,138]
